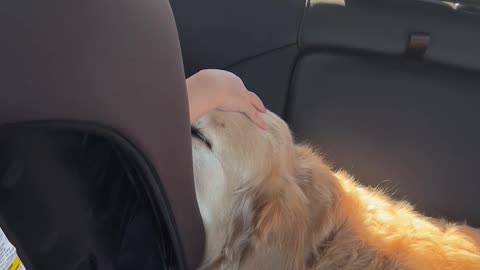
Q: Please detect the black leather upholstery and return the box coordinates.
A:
[288,53,480,226]
[287,0,480,227]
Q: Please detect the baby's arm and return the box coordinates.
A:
[187,69,266,129]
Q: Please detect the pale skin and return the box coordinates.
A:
[187,69,267,129]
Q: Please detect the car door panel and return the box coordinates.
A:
[288,53,480,226]
[301,0,480,71]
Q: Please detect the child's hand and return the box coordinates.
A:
[211,70,267,128]
[187,69,267,129]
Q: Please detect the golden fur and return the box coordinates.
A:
[191,110,480,270]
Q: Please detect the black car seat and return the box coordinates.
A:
[0,0,204,269]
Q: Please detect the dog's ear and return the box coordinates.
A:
[220,173,310,270]
[251,144,341,270]
[219,145,324,270]
[218,144,340,269]
[253,175,310,270]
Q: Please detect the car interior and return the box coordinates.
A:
[1,0,479,269]
[173,0,480,226]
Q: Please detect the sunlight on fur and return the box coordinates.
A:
[336,171,480,270]
[191,110,480,270]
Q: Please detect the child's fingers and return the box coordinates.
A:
[245,105,267,130]
[248,91,266,113]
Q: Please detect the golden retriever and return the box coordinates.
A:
[191,110,480,270]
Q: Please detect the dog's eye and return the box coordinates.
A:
[191,126,212,149]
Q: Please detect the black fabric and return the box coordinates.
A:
[116,209,167,270]
[0,129,173,270]
[301,0,480,71]
[288,53,480,226]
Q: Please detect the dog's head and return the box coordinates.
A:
[192,109,296,189]
[192,111,338,269]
